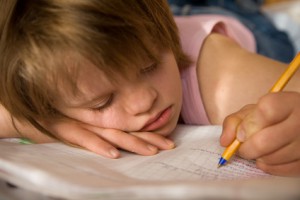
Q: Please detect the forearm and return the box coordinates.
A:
[0,104,55,142]
[0,104,20,138]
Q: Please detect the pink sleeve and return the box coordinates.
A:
[176,15,255,125]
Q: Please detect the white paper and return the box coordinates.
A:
[0,125,299,200]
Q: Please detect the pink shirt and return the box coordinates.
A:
[175,15,256,125]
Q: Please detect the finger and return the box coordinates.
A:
[238,92,300,159]
[258,140,300,165]
[220,114,240,147]
[130,131,175,150]
[237,92,295,142]
[239,114,299,159]
[256,159,300,176]
[221,104,255,146]
[56,127,121,159]
[95,129,159,156]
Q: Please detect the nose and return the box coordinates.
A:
[123,83,158,115]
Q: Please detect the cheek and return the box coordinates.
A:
[95,110,125,129]
[90,108,135,131]
[161,68,182,99]
[60,108,127,130]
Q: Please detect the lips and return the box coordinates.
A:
[141,106,172,132]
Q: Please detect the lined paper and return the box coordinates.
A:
[0,125,297,200]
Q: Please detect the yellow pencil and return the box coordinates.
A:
[218,52,300,168]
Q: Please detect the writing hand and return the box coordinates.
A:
[221,92,300,176]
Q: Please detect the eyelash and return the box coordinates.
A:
[140,63,158,74]
[91,95,114,112]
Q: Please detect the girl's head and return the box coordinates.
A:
[0,0,188,137]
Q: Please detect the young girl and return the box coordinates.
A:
[0,0,299,176]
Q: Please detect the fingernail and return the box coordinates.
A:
[165,139,175,149]
[147,145,158,153]
[109,149,120,158]
[237,129,246,142]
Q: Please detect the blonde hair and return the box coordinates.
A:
[0,0,189,136]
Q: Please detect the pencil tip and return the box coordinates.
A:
[218,157,227,167]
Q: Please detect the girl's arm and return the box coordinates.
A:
[0,104,174,158]
[197,32,300,124]
[198,33,300,176]
[0,103,56,141]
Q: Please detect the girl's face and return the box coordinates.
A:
[55,50,182,136]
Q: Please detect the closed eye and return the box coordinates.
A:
[140,63,158,74]
[90,95,113,112]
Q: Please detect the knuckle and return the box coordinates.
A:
[256,94,278,122]
[223,114,235,123]
[223,113,240,125]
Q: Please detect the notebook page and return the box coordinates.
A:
[108,125,269,181]
[0,125,281,200]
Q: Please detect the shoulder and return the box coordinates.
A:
[197,33,289,124]
[174,14,256,53]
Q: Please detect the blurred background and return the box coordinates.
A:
[263,0,300,52]
[168,0,300,63]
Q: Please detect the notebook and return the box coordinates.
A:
[0,125,299,200]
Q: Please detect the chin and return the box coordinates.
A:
[157,111,180,136]
[156,122,177,137]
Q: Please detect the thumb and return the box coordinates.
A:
[236,108,267,142]
[236,93,294,142]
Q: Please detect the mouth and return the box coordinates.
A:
[141,106,172,132]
